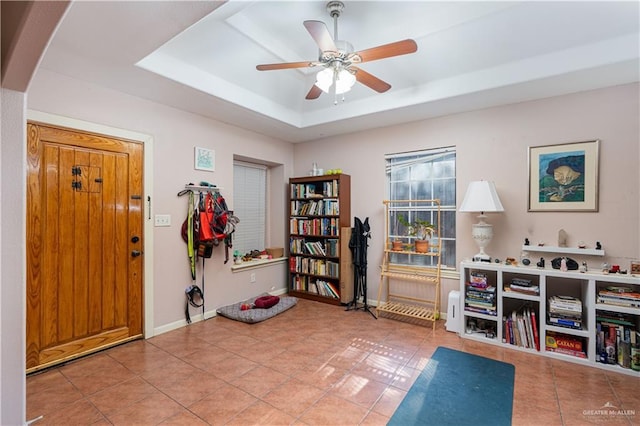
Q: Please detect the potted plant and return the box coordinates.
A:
[398,216,435,253]
[391,213,405,251]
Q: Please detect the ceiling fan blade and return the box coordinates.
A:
[352,67,391,93]
[354,39,418,63]
[256,61,317,71]
[304,20,337,53]
[305,85,323,100]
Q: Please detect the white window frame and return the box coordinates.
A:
[385,147,457,270]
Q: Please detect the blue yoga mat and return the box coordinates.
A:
[388,346,514,426]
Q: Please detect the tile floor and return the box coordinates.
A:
[27,298,639,425]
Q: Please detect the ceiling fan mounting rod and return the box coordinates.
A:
[327,1,344,40]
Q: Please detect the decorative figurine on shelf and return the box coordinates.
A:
[522,258,531,266]
[560,257,568,272]
[602,262,609,274]
[579,261,588,273]
[537,257,545,268]
[494,258,501,263]
[596,241,602,250]
[578,241,586,249]
[558,229,568,247]
[524,238,530,246]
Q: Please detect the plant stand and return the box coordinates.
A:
[376,199,442,330]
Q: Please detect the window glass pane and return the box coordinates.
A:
[412,181,432,200]
[390,182,409,200]
[440,210,456,239]
[434,178,456,205]
[441,240,456,268]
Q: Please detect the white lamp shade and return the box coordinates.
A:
[459,181,504,213]
[315,68,334,93]
[335,69,356,94]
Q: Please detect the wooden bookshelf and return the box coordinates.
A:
[288,174,352,305]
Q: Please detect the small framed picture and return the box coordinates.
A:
[528,140,599,212]
[630,261,640,275]
[194,147,215,172]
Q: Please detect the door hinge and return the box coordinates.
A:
[71,181,82,191]
[71,166,82,176]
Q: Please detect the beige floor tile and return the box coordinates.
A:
[298,394,369,425]
[262,377,326,417]
[227,400,296,426]
[231,365,290,398]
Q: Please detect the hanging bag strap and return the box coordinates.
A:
[184,284,204,324]
[178,189,197,280]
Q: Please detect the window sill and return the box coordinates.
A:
[230,257,287,272]
[441,268,460,281]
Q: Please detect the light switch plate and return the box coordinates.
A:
[154,214,171,227]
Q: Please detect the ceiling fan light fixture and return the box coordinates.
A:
[315,67,356,94]
[315,68,334,93]
[335,69,356,94]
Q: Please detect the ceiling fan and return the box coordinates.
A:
[255,1,418,102]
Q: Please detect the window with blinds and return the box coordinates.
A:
[233,161,267,255]
[385,147,457,268]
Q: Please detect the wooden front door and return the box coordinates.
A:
[26,122,144,373]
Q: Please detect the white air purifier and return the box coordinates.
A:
[445,290,460,333]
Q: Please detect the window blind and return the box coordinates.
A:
[233,161,266,255]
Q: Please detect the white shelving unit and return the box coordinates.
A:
[460,260,640,377]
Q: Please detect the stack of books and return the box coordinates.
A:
[465,272,497,316]
[548,295,583,329]
[597,286,640,308]
[506,277,539,295]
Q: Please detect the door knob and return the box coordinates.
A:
[131,250,142,257]
[131,236,140,243]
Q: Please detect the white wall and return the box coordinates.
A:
[294,83,640,308]
[28,69,295,331]
[1,88,27,426]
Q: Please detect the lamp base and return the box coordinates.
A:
[471,215,494,263]
[472,253,492,262]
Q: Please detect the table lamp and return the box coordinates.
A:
[459,180,504,262]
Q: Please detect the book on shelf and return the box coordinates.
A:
[549,295,582,313]
[469,272,488,288]
[464,305,498,316]
[548,316,582,329]
[530,309,540,351]
[545,331,587,358]
[506,278,540,295]
[597,289,640,308]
